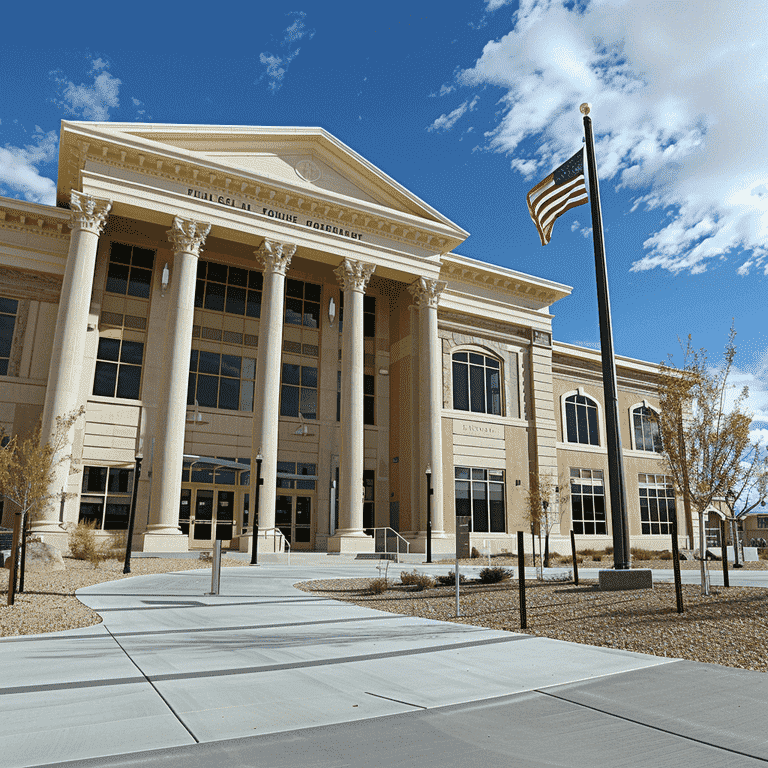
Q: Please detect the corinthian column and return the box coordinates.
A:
[329,258,376,553]
[34,191,111,537]
[250,239,296,539]
[144,217,210,551]
[408,277,447,541]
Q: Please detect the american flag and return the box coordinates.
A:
[526,149,589,245]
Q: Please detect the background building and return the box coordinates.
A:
[0,121,686,554]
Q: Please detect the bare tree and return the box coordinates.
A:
[525,471,569,574]
[0,408,83,605]
[657,328,754,594]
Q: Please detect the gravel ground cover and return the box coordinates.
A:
[296,570,768,673]
[0,556,247,637]
[440,555,768,571]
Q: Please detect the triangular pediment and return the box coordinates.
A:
[58,122,468,241]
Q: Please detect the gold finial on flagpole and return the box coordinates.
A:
[580,103,591,115]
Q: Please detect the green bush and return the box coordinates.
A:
[367,577,389,594]
[400,569,435,590]
[478,566,513,583]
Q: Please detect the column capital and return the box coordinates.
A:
[334,258,375,293]
[167,217,211,257]
[68,191,111,236]
[408,277,447,309]
[255,239,297,275]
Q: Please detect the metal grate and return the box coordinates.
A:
[123,314,146,330]
[201,327,222,341]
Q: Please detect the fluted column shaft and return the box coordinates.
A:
[335,259,375,535]
[147,217,210,537]
[250,240,296,534]
[409,278,447,536]
[35,191,111,532]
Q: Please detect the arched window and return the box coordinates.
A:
[633,405,662,452]
[565,394,599,445]
[452,352,502,415]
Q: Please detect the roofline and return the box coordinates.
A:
[553,340,661,373]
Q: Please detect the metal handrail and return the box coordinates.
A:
[242,527,291,565]
[371,527,410,563]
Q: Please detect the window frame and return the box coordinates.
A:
[630,401,663,453]
[570,467,607,535]
[454,466,506,533]
[0,297,19,376]
[638,473,676,535]
[561,389,603,447]
[451,348,504,416]
[79,465,135,530]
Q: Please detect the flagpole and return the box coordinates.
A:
[580,103,631,570]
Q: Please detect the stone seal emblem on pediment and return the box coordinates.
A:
[295,159,321,183]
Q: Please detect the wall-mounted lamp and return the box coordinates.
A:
[378,368,389,376]
[161,263,170,297]
[328,296,336,327]
[515,479,521,486]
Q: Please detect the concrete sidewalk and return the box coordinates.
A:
[0,563,766,767]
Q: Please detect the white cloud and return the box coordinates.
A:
[259,11,315,93]
[0,128,57,205]
[448,0,768,275]
[485,0,514,10]
[52,58,120,121]
[750,428,768,447]
[428,95,479,132]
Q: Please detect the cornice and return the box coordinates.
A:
[0,197,70,240]
[57,125,465,254]
[438,310,530,345]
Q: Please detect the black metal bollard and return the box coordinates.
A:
[570,529,579,586]
[720,519,730,588]
[517,530,527,630]
[671,516,684,614]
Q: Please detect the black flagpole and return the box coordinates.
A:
[580,103,631,570]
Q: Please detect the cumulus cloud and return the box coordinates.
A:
[427,95,479,132]
[0,128,57,205]
[259,11,315,93]
[445,0,768,275]
[52,58,120,121]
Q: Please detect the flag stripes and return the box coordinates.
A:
[526,149,589,245]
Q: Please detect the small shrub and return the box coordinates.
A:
[102,531,127,560]
[436,571,466,586]
[68,521,108,568]
[470,546,480,559]
[630,548,654,561]
[759,550,768,561]
[399,569,435,590]
[367,577,389,594]
[658,550,673,560]
[478,566,513,583]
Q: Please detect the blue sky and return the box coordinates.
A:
[2,0,767,441]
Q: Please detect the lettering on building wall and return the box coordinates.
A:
[454,420,504,440]
[186,189,364,241]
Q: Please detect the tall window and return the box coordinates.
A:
[639,473,676,535]
[285,279,321,328]
[570,468,606,535]
[565,394,599,445]
[106,243,154,298]
[364,469,375,530]
[195,260,263,317]
[364,374,375,425]
[79,466,134,530]
[633,406,662,452]
[93,337,144,399]
[0,298,18,376]
[188,350,256,411]
[280,363,318,418]
[452,352,502,415]
[454,467,505,532]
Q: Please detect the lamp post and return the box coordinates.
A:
[542,500,550,568]
[123,455,143,574]
[425,465,433,563]
[726,489,743,568]
[250,451,263,566]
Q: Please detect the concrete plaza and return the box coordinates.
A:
[1,561,766,767]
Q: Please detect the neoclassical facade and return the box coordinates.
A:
[0,121,689,554]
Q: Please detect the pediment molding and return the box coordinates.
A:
[0,200,70,240]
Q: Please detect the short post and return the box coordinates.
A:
[18,512,28,594]
[517,530,527,630]
[671,514,684,614]
[732,517,743,568]
[570,530,579,586]
[455,555,461,617]
[123,455,143,575]
[542,500,550,568]
[207,539,222,596]
[250,451,263,566]
[425,465,433,564]
[720,519,730,588]
[6,511,21,606]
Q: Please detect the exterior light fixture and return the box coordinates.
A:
[328,296,336,326]
[161,263,170,296]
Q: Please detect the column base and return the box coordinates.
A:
[406,532,454,555]
[142,531,189,553]
[327,530,375,553]
[28,526,69,554]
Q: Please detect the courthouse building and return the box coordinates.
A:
[0,121,687,554]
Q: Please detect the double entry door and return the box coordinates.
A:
[275,494,312,549]
[180,488,236,547]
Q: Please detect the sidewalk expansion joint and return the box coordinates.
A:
[365,692,427,709]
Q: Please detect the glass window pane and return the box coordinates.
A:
[79,501,104,527]
[106,263,129,294]
[196,374,218,407]
[301,366,317,388]
[455,481,471,517]
[363,312,375,338]
[104,502,130,530]
[194,280,205,307]
[281,385,299,417]
[187,373,196,405]
[242,357,255,379]
[97,337,120,361]
[305,283,321,302]
[286,280,303,299]
[566,402,578,443]
[240,380,254,411]
[246,290,261,318]
[204,281,225,311]
[472,483,488,532]
[282,363,300,385]
[127,268,152,298]
[198,351,220,375]
[587,406,599,445]
[0,297,18,314]
[248,271,263,289]
[110,243,132,264]
[218,377,240,410]
[304,302,320,328]
[132,247,155,269]
[455,467,470,479]
[93,361,117,396]
[576,402,589,444]
[453,362,469,411]
[486,369,501,415]
[469,365,485,412]
[221,354,241,378]
[116,365,141,399]
[226,286,246,315]
[469,353,483,365]
[120,340,144,365]
[207,263,228,283]
[83,466,108,492]
[285,297,303,325]
[300,388,317,419]
[453,352,468,362]
[229,267,248,286]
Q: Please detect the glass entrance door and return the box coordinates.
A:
[189,488,236,547]
[275,494,312,549]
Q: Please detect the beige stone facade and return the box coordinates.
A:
[0,121,689,555]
